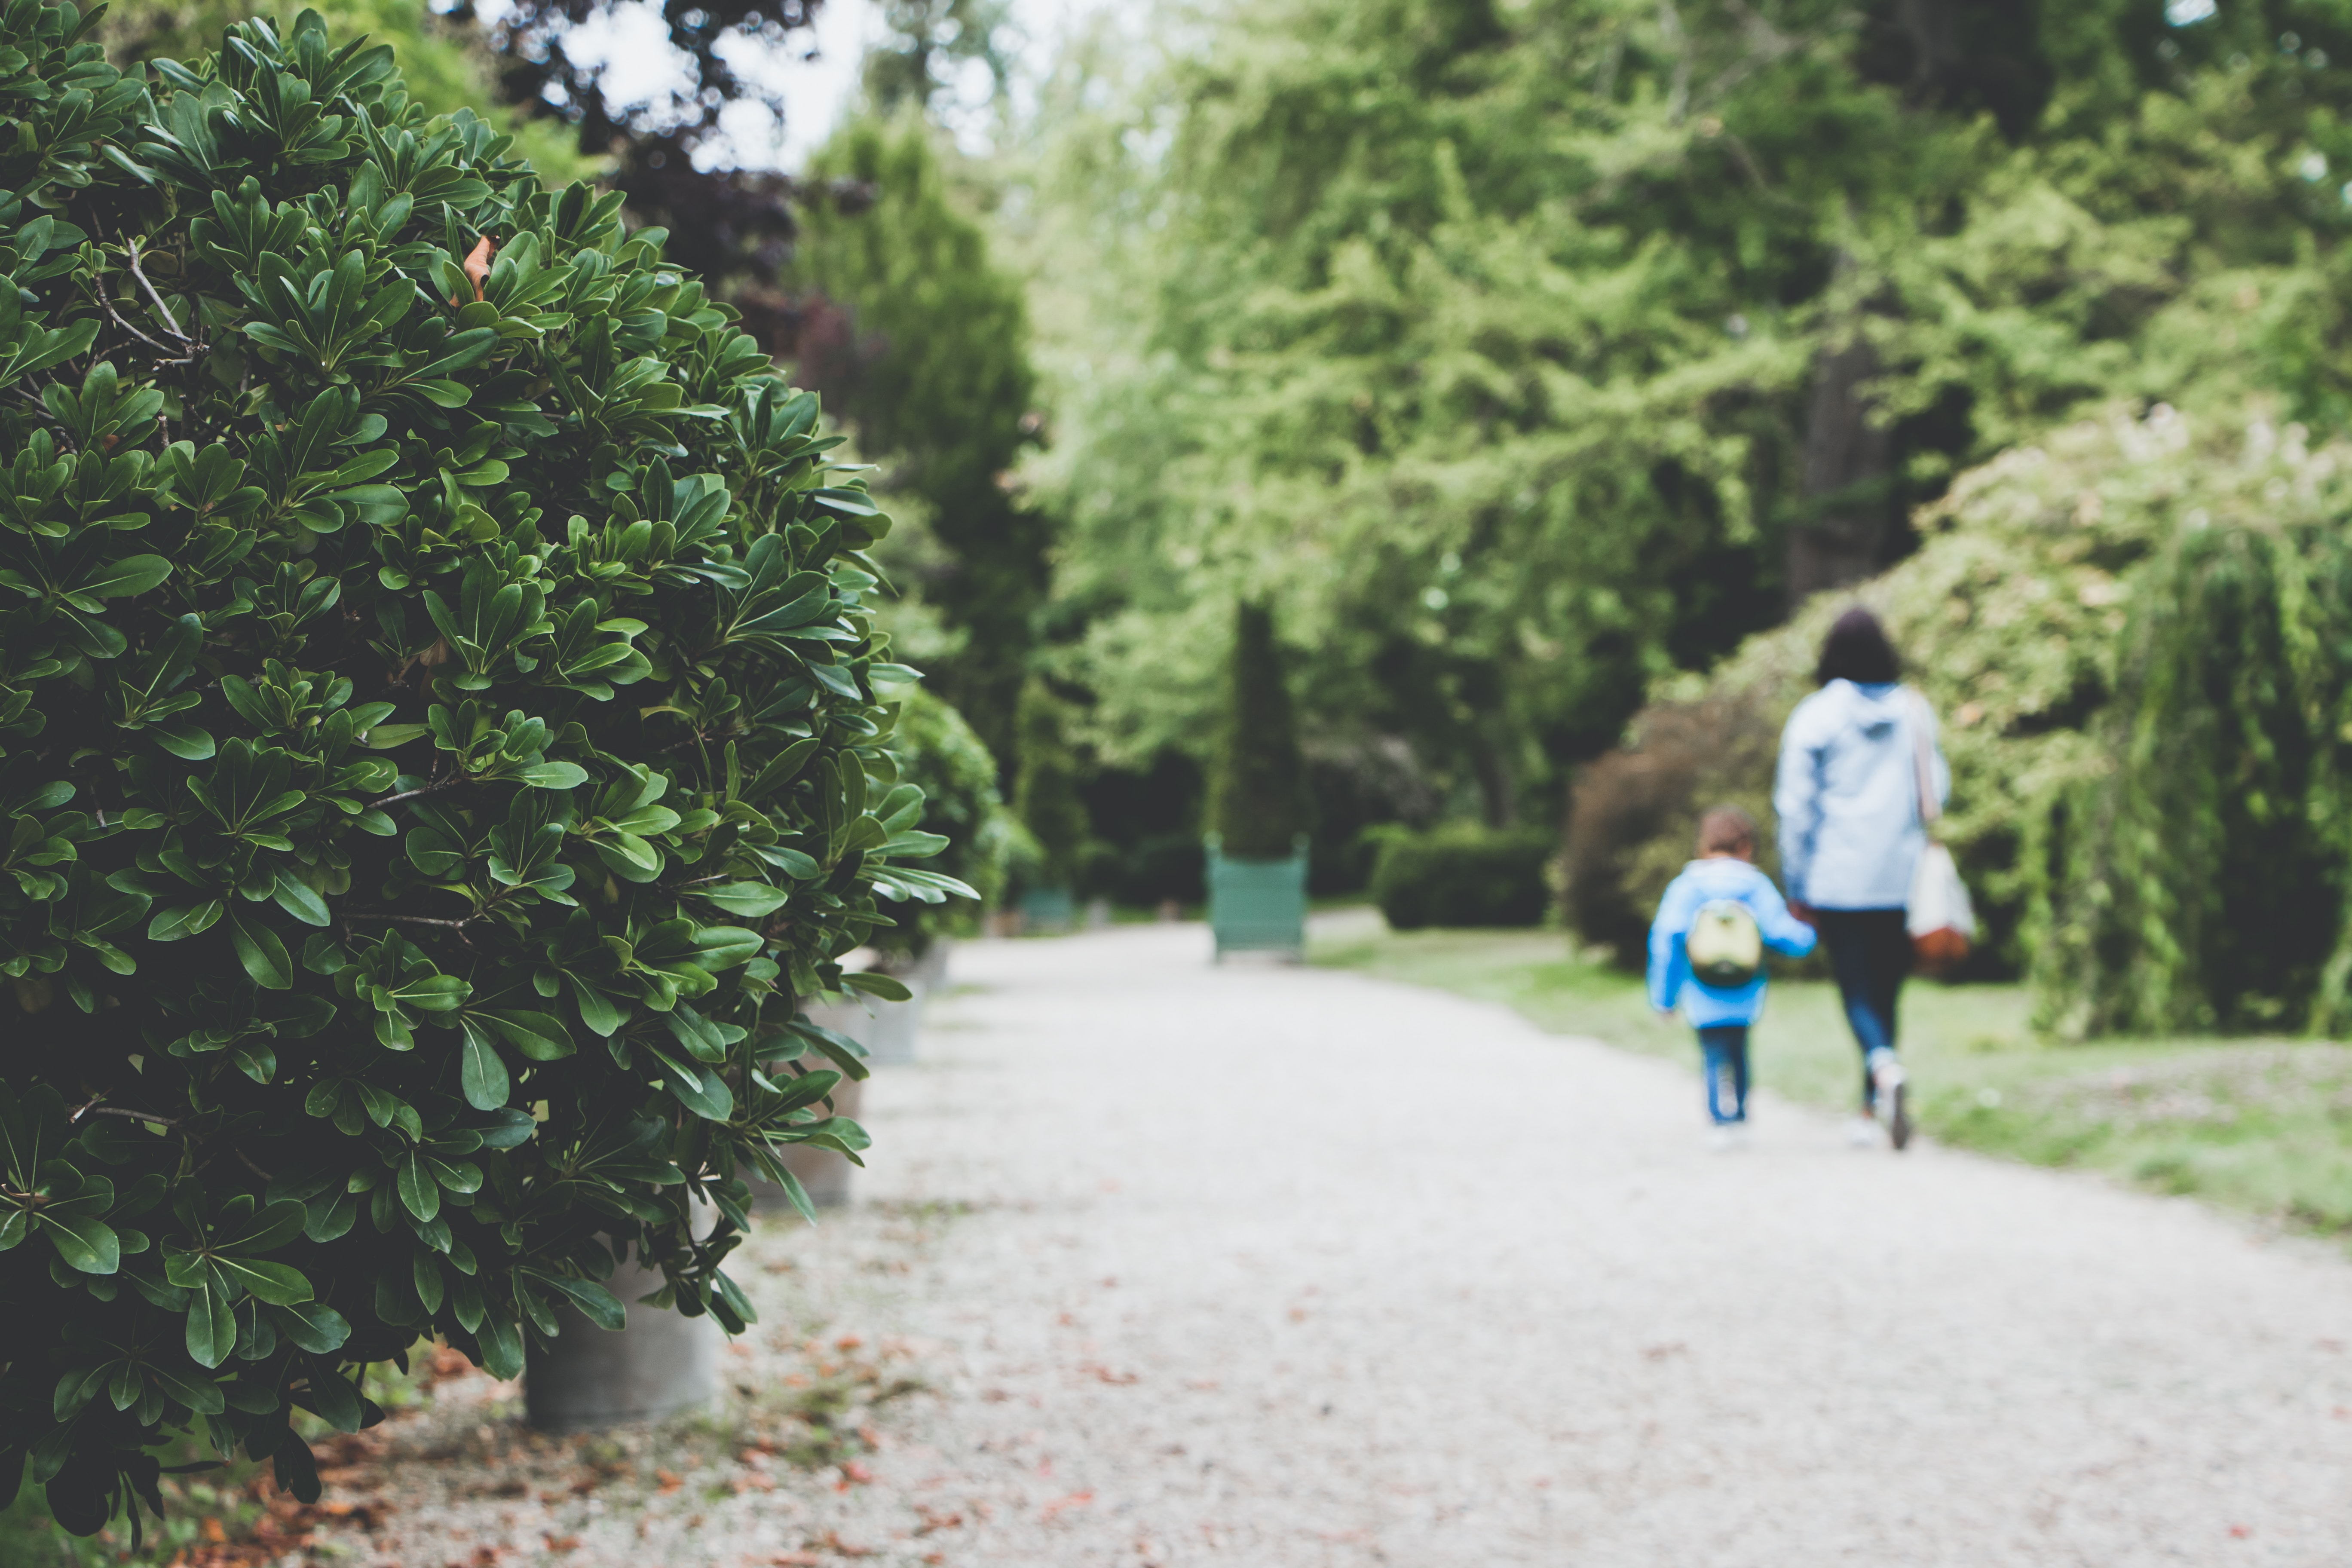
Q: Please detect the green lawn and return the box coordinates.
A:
[1312,922,2352,1237]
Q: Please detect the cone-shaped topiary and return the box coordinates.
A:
[1209,601,1308,860]
[0,3,971,1537]
[1011,680,1087,889]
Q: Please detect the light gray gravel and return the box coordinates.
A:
[330,922,2352,1567]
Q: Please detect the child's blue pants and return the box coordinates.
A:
[1697,1023,1750,1124]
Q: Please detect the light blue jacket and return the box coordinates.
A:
[1647,858,1818,1027]
[1773,680,1949,910]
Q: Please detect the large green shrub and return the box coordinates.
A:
[1371,822,1551,931]
[0,5,968,1537]
[1210,601,1308,860]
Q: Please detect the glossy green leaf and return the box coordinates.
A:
[226,907,293,991]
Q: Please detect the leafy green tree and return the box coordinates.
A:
[1024,0,2352,822]
[1211,602,1309,860]
[864,0,1017,117]
[0,5,966,1535]
[791,114,1045,767]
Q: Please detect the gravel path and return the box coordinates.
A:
[334,922,2352,1567]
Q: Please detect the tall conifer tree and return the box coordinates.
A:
[1211,603,1310,861]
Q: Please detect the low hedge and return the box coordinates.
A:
[1371,823,1553,930]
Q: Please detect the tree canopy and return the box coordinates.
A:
[1018,0,2352,828]
[790,113,1044,769]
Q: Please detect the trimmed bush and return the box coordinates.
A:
[1562,698,1782,969]
[1371,823,1552,931]
[0,6,968,1537]
[1210,601,1308,859]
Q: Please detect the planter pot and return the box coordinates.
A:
[1207,838,1308,960]
[816,988,922,1067]
[1017,885,1075,931]
[525,1220,720,1432]
[744,945,945,1216]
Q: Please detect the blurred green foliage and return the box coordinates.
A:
[1209,601,1309,860]
[1370,822,1553,930]
[1013,0,2352,839]
[877,686,1017,951]
[1011,682,1087,889]
[1582,403,2352,1034]
[792,115,1045,770]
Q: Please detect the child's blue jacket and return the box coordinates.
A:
[1647,858,1819,1026]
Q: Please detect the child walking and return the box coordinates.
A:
[1647,807,1818,1148]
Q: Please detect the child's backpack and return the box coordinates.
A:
[1686,899,1763,988]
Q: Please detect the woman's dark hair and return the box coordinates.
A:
[1816,606,1901,685]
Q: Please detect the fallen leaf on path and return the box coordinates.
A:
[1041,1490,1095,1522]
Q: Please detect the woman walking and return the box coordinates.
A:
[1773,607,1948,1149]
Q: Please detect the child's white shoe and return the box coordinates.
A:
[1706,1124,1738,1153]
[1845,1116,1883,1148]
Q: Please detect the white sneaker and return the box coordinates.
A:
[1845,1116,1883,1148]
[1707,1125,1736,1153]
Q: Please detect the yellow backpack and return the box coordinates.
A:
[1686,899,1763,988]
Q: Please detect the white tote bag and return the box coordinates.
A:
[1904,691,1975,969]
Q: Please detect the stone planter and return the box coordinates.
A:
[747,946,946,1214]
[845,940,949,1066]
[525,1221,720,1432]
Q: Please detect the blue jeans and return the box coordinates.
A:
[1697,1024,1749,1125]
[1814,907,1910,1110]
